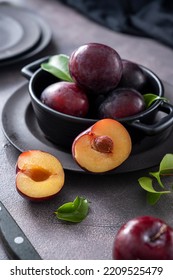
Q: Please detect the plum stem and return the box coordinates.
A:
[91,135,113,153]
[151,224,167,241]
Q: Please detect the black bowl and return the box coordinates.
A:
[21,57,173,150]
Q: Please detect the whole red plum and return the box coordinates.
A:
[113,216,173,260]
[98,88,146,119]
[69,43,123,94]
[118,59,147,92]
[40,81,89,117]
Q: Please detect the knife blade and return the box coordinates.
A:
[0,201,42,260]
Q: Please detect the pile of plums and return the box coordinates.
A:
[41,43,147,119]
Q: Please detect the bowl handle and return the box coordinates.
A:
[21,56,49,80]
[129,102,173,135]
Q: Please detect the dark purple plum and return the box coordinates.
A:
[69,43,123,94]
[40,81,89,117]
[113,216,173,260]
[98,88,146,119]
[118,59,147,92]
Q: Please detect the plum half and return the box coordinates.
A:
[72,118,132,173]
[16,150,65,201]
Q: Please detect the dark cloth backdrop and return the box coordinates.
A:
[59,0,173,48]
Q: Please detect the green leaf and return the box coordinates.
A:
[159,154,173,175]
[149,171,164,188]
[55,196,89,223]
[138,176,170,205]
[41,54,73,82]
[138,176,170,194]
[143,93,168,108]
[138,154,173,204]
[146,192,161,205]
[150,154,173,187]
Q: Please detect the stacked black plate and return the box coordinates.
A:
[0,2,52,66]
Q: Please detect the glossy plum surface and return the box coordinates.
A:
[69,43,123,94]
[118,59,147,92]
[113,216,173,260]
[98,88,146,119]
[40,81,89,117]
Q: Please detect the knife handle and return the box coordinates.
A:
[0,201,42,260]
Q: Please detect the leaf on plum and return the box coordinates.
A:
[143,93,168,108]
[41,54,73,82]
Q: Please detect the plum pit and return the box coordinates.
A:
[91,135,114,153]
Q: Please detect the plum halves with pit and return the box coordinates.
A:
[72,118,132,173]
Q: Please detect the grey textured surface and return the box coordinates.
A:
[1,0,173,260]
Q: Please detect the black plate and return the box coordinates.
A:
[0,3,51,66]
[1,82,173,173]
[0,12,41,60]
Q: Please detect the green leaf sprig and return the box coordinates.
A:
[143,93,168,108]
[41,54,73,82]
[54,196,89,223]
[138,154,173,205]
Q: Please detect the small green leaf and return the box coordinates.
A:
[150,154,173,187]
[138,176,170,205]
[138,176,170,194]
[149,171,164,188]
[138,177,154,192]
[55,196,89,223]
[146,192,161,205]
[138,154,173,204]
[159,154,173,175]
[143,93,168,108]
[41,54,73,82]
